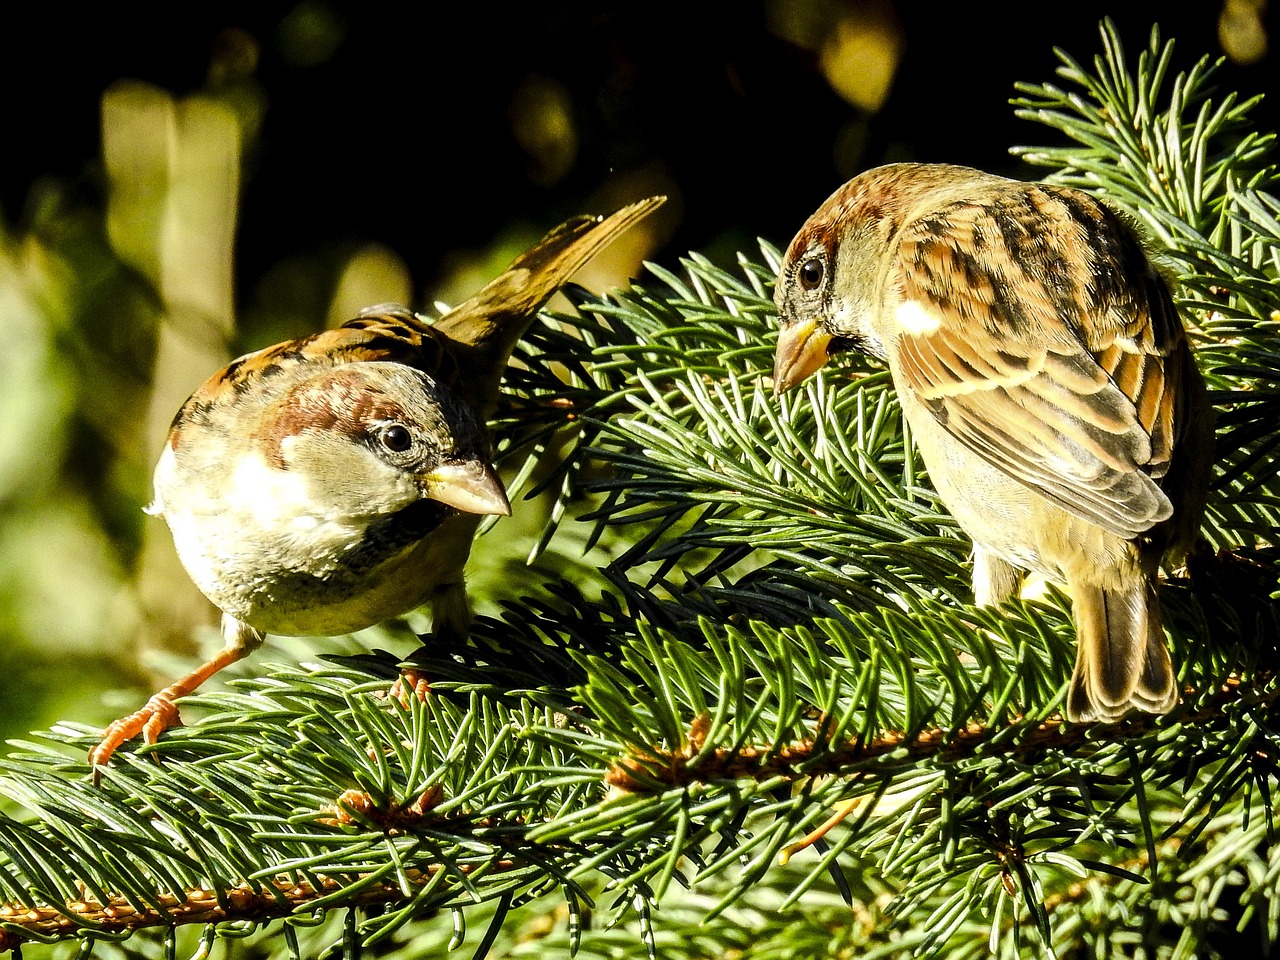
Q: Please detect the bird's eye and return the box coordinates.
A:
[798,258,825,291]
[380,424,413,452]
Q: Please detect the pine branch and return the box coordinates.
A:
[598,675,1279,797]
[0,665,602,952]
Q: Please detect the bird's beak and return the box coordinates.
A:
[773,317,833,393]
[422,460,512,516]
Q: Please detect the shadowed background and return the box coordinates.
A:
[0,0,1273,740]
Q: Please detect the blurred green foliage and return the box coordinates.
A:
[0,185,160,737]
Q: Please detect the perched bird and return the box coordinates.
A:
[772,163,1211,723]
[92,196,665,770]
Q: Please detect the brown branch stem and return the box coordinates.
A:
[605,674,1274,792]
[0,862,518,953]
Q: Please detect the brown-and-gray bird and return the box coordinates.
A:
[92,196,665,769]
[772,163,1211,723]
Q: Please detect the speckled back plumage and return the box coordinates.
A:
[773,163,1212,724]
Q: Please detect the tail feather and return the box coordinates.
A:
[1066,579,1177,722]
[435,196,665,418]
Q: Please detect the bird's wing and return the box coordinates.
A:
[182,196,665,428]
[890,183,1191,537]
[434,197,665,350]
[355,196,665,418]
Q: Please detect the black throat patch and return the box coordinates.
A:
[339,499,451,573]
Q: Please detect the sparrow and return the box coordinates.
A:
[91,195,665,771]
[772,163,1212,723]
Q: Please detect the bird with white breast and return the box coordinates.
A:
[92,196,665,771]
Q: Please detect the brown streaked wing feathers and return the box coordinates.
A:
[186,310,454,412]
[339,309,461,384]
[893,184,1184,537]
[1091,288,1184,480]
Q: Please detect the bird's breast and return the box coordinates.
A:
[155,446,468,636]
[247,510,480,636]
[898,385,1139,584]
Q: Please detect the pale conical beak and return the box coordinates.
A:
[423,460,512,516]
[773,318,833,393]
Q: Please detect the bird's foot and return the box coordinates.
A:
[89,693,184,781]
[389,669,431,708]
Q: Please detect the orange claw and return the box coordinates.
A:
[389,669,431,708]
[89,692,184,774]
[89,641,251,781]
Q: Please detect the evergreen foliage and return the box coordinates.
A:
[2,19,1279,959]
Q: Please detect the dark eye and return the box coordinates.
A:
[380,423,413,453]
[798,258,825,291]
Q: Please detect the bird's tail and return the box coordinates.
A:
[434,196,665,416]
[1066,577,1178,722]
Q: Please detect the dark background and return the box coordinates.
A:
[4,1,1276,305]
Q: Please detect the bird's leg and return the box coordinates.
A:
[972,547,1023,607]
[390,581,471,706]
[959,548,1027,667]
[90,615,263,775]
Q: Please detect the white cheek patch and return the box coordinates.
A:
[828,298,857,331]
[895,299,943,336]
[226,451,319,528]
